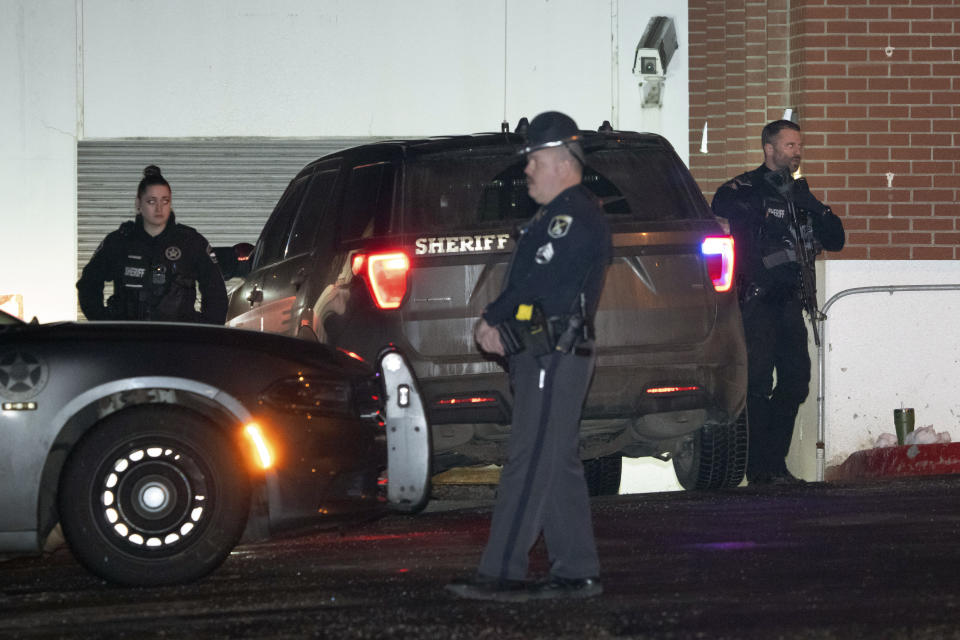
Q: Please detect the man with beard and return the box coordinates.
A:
[712,120,845,485]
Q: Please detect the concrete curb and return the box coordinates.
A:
[825,442,960,482]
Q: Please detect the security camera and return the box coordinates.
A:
[639,16,678,74]
[632,47,665,107]
[633,48,664,77]
[632,16,678,108]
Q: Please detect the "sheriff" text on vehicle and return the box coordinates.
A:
[414,234,511,255]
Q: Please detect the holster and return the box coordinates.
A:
[498,303,590,357]
[501,302,555,357]
[497,322,525,356]
[552,314,588,354]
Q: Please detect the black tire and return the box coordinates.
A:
[58,405,250,585]
[584,456,622,496]
[672,412,748,490]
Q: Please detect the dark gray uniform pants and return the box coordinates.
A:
[741,295,810,478]
[478,344,600,581]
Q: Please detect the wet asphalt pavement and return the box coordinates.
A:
[2,475,960,639]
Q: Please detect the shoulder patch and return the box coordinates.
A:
[535,241,555,264]
[548,215,573,238]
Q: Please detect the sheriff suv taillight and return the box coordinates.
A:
[701,236,735,293]
[352,251,410,309]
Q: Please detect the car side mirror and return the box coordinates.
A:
[214,242,255,279]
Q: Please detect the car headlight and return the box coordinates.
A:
[259,375,352,417]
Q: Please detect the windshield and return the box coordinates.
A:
[403,144,710,233]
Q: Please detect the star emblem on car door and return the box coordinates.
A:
[0,351,48,399]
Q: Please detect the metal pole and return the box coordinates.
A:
[816,284,960,481]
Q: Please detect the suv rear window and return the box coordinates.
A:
[403,145,709,233]
[341,162,395,241]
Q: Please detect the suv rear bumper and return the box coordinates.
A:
[415,347,745,462]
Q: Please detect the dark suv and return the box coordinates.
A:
[224,124,748,494]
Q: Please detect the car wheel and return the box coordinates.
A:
[673,412,748,490]
[58,405,250,585]
[583,456,622,496]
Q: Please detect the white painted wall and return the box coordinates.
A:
[819,261,960,470]
[0,0,79,322]
[1,0,689,324]
[625,259,944,490]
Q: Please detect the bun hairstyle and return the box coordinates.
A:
[137,164,171,198]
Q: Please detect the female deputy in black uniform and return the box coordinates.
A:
[76,165,227,324]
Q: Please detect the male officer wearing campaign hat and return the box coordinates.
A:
[446,111,612,601]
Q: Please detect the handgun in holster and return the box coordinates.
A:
[553,293,590,354]
[553,313,585,354]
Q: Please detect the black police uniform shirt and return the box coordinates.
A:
[711,165,845,297]
[77,212,228,324]
[483,184,612,328]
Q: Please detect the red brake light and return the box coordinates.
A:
[337,348,365,362]
[646,385,700,394]
[351,254,366,275]
[358,252,410,309]
[435,396,498,406]
[701,236,735,293]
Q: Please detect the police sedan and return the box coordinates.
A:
[0,310,429,585]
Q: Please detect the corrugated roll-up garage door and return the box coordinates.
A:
[76,137,376,315]
[76,137,377,280]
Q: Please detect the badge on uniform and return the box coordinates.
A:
[165,246,182,261]
[548,215,573,238]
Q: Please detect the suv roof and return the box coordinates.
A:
[297,128,677,166]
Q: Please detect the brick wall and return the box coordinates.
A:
[688,0,960,260]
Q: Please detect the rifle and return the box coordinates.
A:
[764,169,826,346]
[786,196,826,346]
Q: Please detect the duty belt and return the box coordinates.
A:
[762,248,798,269]
[498,307,593,357]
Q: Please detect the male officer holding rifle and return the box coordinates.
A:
[712,119,845,485]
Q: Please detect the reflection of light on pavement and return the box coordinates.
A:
[686,541,759,551]
[340,532,437,543]
[619,456,682,495]
[682,540,798,550]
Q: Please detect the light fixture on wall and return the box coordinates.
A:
[632,16,678,108]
